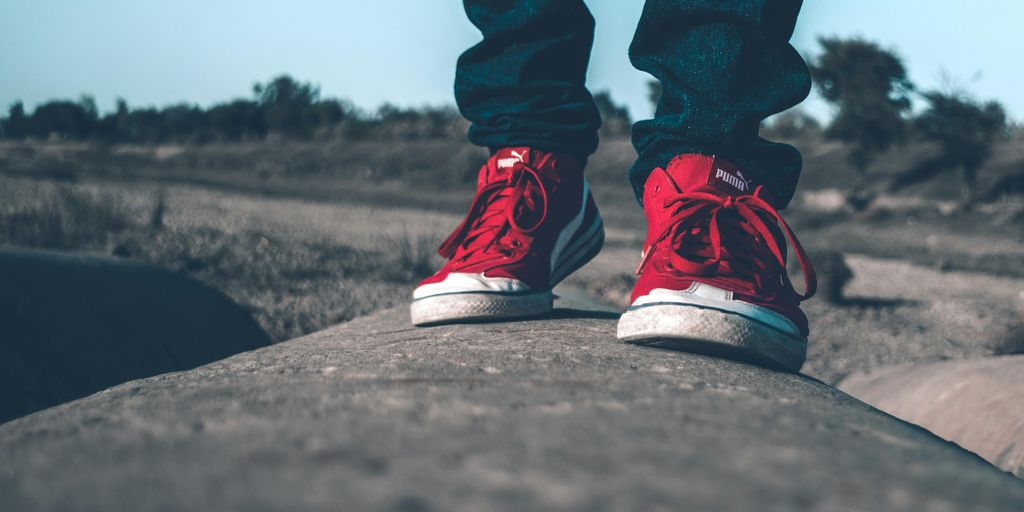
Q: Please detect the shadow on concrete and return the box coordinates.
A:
[542,308,621,321]
[0,249,271,424]
[838,296,919,309]
[413,308,621,328]
[628,337,794,373]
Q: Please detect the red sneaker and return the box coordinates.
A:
[411,147,604,325]
[617,154,816,371]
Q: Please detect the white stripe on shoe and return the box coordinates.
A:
[551,214,604,284]
[549,180,592,271]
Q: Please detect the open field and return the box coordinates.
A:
[1,137,1023,383]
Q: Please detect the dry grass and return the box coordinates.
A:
[0,183,441,341]
[0,186,131,250]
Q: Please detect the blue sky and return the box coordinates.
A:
[2,1,1021,122]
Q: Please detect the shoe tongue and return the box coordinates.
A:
[663,154,763,198]
[480,147,532,187]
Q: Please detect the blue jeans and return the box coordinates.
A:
[455,0,810,207]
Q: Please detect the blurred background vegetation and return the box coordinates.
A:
[1,36,1023,372]
[3,37,1016,209]
[0,75,466,145]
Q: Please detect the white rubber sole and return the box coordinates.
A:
[410,289,553,326]
[411,207,604,326]
[617,303,807,372]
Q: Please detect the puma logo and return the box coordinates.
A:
[497,150,527,169]
[714,168,754,192]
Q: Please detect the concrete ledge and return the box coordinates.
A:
[1,301,1022,511]
[0,249,271,423]
[839,355,1024,478]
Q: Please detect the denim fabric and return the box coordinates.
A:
[456,0,810,207]
[455,0,602,164]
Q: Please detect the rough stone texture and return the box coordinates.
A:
[1,297,1023,511]
[839,356,1024,478]
[0,249,271,424]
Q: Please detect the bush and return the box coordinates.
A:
[0,186,130,250]
[914,90,1007,210]
[805,250,854,304]
[762,108,821,140]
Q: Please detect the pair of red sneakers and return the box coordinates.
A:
[411,147,816,371]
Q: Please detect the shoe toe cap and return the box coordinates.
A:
[632,284,801,338]
[413,272,531,300]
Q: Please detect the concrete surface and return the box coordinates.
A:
[839,355,1024,478]
[0,249,271,424]
[1,296,1023,511]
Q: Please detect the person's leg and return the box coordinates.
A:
[456,0,602,164]
[628,0,810,208]
[412,0,605,325]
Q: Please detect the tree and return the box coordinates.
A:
[1,101,29,138]
[914,90,1006,210]
[95,98,132,143]
[647,80,662,112]
[254,75,321,138]
[810,37,914,208]
[124,107,164,143]
[310,98,354,127]
[593,90,632,136]
[159,104,207,143]
[761,108,821,140]
[207,100,265,141]
[254,75,320,106]
[29,97,100,140]
[372,103,462,140]
[113,98,132,140]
